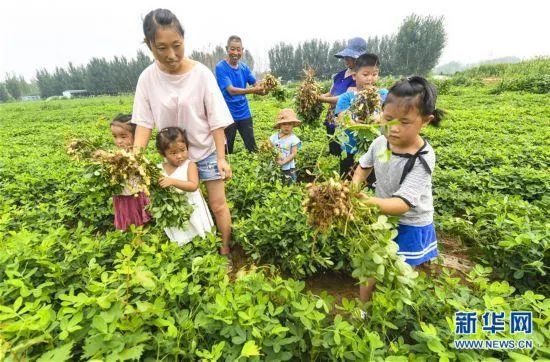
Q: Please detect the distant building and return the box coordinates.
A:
[21,95,41,101]
[62,90,89,98]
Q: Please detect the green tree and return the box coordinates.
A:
[367,35,397,76]
[0,83,12,102]
[4,73,22,100]
[268,42,297,81]
[190,46,225,72]
[85,57,112,95]
[300,39,332,79]
[328,40,348,76]
[392,14,446,76]
[128,50,152,90]
[67,62,86,90]
[190,46,254,73]
[242,49,255,71]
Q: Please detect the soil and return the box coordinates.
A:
[304,270,359,301]
[437,233,474,275]
[229,232,475,300]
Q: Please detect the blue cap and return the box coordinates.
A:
[334,37,368,59]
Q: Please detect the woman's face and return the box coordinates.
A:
[150,27,185,74]
[344,57,356,69]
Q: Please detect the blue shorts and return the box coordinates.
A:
[197,152,222,181]
[395,223,438,266]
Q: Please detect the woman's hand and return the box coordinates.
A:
[217,158,232,180]
[158,177,174,188]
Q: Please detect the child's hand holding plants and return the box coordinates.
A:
[158,176,174,188]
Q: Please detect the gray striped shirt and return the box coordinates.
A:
[358,135,435,226]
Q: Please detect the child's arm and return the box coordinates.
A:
[352,165,372,185]
[318,92,338,104]
[353,166,410,215]
[362,196,410,216]
[159,163,199,192]
[277,145,298,166]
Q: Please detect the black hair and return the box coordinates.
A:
[110,113,136,135]
[156,127,187,155]
[384,76,445,127]
[226,35,242,48]
[143,9,185,48]
[355,53,380,70]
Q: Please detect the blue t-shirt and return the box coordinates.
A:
[335,88,388,154]
[330,69,356,97]
[269,133,301,171]
[215,60,256,121]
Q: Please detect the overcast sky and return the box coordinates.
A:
[1,0,548,80]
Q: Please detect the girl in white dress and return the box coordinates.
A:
[156,127,214,245]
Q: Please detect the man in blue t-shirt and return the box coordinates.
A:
[215,35,265,153]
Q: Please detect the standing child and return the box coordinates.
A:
[110,114,151,231]
[334,53,388,179]
[351,76,444,301]
[156,127,214,245]
[269,109,302,183]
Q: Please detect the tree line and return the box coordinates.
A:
[0,14,445,102]
[269,14,446,81]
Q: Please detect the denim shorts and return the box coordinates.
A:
[197,152,222,181]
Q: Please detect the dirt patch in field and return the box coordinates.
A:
[305,271,359,301]
[437,234,474,275]
[229,232,475,299]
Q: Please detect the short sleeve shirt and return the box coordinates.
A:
[269,133,301,170]
[215,60,256,121]
[330,69,355,96]
[131,62,234,162]
[358,135,435,226]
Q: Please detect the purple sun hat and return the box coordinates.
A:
[334,37,368,59]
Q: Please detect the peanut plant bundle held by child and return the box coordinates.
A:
[302,176,418,306]
[90,147,194,232]
[76,114,193,232]
[348,86,382,124]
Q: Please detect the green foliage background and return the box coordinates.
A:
[0,65,549,360]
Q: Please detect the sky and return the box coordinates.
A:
[1,0,548,81]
